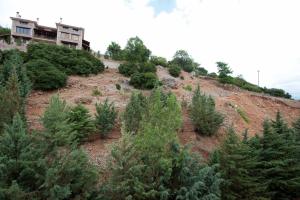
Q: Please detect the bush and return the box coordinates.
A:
[92,87,102,96]
[138,62,156,73]
[67,104,95,142]
[118,62,138,77]
[95,99,117,138]
[129,72,158,89]
[168,64,181,77]
[26,43,104,76]
[25,59,67,90]
[195,67,208,76]
[208,72,218,78]
[150,56,168,67]
[190,85,224,136]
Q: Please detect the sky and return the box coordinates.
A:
[0,0,299,99]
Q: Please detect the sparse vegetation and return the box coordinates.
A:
[237,107,249,123]
[115,83,121,90]
[92,87,102,96]
[183,84,192,91]
[190,85,224,136]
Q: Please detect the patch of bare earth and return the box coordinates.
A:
[26,66,300,163]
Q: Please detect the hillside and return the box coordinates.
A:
[26,61,300,163]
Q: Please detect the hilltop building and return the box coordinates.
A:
[9,12,90,50]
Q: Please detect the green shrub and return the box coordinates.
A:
[118,62,138,77]
[67,104,95,142]
[195,67,208,76]
[168,64,181,77]
[129,72,158,89]
[95,99,117,138]
[25,59,67,90]
[150,56,168,67]
[26,43,104,76]
[208,72,218,78]
[138,62,156,73]
[190,85,224,136]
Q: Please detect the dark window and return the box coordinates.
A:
[16,26,31,35]
[63,26,69,29]
[73,28,78,31]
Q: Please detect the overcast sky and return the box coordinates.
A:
[0,0,299,99]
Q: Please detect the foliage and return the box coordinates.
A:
[168,64,181,77]
[115,83,121,90]
[118,62,138,77]
[100,88,222,199]
[0,114,98,200]
[67,104,95,143]
[150,55,168,67]
[0,26,10,35]
[92,87,102,96]
[106,41,124,60]
[123,36,151,63]
[129,72,158,89]
[195,66,208,76]
[171,50,195,72]
[262,87,292,99]
[122,92,147,134]
[190,85,224,136]
[208,72,218,78]
[183,84,192,91]
[216,62,232,78]
[26,43,104,75]
[216,113,300,200]
[41,95,76,146]
[95,99,117,138]
[25,59,67,90]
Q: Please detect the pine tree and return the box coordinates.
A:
[67,104,95,142]
[257,113,300,199]
[219,127,265,200]
[0,68,22,132]
[190,85,224,136]
[95,99,117,138]
[41,95,77,146]
[122,92,147,134]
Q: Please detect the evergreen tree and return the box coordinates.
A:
[190,85,224,136]
[122,92,147,134]
[67,104,95,142]
[41,95,77,146]
[95,99,117,138]
[219,127,265,200]
[0,68,22,132]
[257,113,300,199]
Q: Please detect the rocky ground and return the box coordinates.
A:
[26,64,300,163]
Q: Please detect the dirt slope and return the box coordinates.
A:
[26,65,300,161]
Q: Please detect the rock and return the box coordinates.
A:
[74,96,93,105]
[161,77,178,89]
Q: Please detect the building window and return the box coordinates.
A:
[16,26,30,35]
[73,28,78,32]
[72,34,79,41]
[61,32,70,39]
[63,26,69,29]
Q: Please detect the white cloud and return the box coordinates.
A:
[0,0,299,98]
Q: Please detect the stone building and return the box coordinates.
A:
[10,12,90,50]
